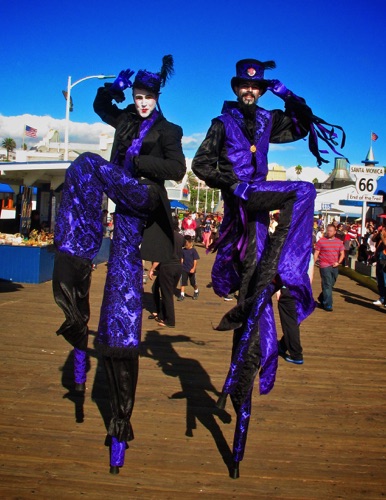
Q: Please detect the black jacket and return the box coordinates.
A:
[94,86,186,262]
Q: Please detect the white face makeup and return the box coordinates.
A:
[236,84,263,106]
[133,88,158,117]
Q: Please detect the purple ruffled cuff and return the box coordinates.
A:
[233,182,251,201]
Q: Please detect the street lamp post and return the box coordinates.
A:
[64,74,115,161]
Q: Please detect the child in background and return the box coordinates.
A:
[178,235,200,300]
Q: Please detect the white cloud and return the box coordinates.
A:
[182,133,206,150]
[0,114,206,152]
[269,144,296,152]
[0,114,115,145]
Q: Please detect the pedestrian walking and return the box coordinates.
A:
[314,223,345,311]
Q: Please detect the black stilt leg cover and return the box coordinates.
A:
[52,251,92,350]
[103,355,139,442]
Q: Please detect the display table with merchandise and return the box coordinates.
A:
[0,237,111,284]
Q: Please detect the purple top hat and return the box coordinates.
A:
[133,55,174,94]
[231,59,276,93]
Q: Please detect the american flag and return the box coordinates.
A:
[25,125,38,138]
[371,132,379,141]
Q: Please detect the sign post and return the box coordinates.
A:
[349,165,384,236]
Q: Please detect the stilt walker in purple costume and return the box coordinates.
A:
[53,56,186,474]
[192,59,345,478]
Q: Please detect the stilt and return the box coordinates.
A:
[230,461,240,479]
[216,392,228,410]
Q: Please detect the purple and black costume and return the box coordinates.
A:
[192,59,344,478]
[53,56,186,473]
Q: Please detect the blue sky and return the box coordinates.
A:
[1,0,385,173]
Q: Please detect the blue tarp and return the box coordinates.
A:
[170,200,188,210]
[0,183,14,193]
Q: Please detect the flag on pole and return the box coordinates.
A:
[25,125,38,138]
[371,132,379,141]
[62,90,74,112]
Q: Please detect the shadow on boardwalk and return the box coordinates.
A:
[141,330,233,468]
[59,331,112,432]
[334,286,386,312]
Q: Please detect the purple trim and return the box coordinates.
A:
[237,203,249,261]
[73,348,87,384]
[125,110,160,169]
[110,436,126,467]
[222,283,277,396]
[232,389,252,462]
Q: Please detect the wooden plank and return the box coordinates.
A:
[0,244,385,499]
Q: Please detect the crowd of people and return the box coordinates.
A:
[151,210,386,325]
[310,216,386,310]
[178,211,223,248]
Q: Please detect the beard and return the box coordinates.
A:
[237,94,257,119]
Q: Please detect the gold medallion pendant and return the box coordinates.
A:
[250,145,256,153]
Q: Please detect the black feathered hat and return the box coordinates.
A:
[133,55,174,94]
[231,59,276,94]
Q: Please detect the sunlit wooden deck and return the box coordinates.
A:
[0,245,385,499]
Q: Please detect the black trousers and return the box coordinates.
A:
[103,356,139,442]
[52,252,92,350]
[152,261,182,326]
[278,287,303,360]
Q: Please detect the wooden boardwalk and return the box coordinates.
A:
[0,245,385,499]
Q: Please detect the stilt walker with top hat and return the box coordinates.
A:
[192,58,345,478]
[53,56,186,473]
